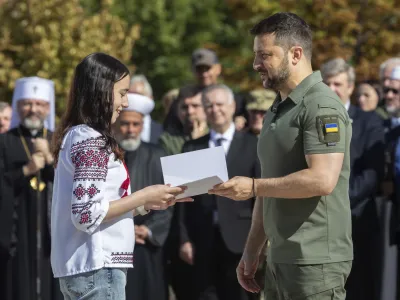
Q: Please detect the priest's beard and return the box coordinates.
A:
[120,138,141,151]
[264,55,290,91]
[22,117,44,130]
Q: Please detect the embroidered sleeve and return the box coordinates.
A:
[70,132,110,234]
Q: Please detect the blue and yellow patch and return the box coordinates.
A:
[324,123,338,133]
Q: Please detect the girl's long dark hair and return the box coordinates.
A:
[52,52,129,166]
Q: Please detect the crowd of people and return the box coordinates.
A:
[0,12,400,300]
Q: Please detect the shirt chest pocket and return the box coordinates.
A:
[269,118,303,154]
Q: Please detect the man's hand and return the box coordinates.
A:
[191,119,207,139]
[237,252,261,293]
[135,225,150,244]
[208,176,254,201]
[33,138,54,164]
[179,242,194,265]
[23,152,46,176]
[234,116,247,131]
[33,138,50,155]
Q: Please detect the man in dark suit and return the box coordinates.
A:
[381,66,400,300]
[177,84,260,300]
[322,58,385,300]
[113,93,172,300]
[129,74,163,144]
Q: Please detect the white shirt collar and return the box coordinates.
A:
[391,117,400,128]
[344,100,350,111]
[210,122,235,142]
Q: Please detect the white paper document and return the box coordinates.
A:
[160,146,229,199]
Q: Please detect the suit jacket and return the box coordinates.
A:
[178,131,261,254]
[150,120,163,145]
[348,105,385,214]
[125,142,172,247]
[383,118,400,227]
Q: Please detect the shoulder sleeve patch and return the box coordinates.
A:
[316,115,340,145]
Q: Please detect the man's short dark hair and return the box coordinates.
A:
[250,12,313,61]
[177,84,202,104]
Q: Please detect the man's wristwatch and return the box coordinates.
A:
[136,205,150,216]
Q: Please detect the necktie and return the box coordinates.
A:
[213,137,226,225]
[215,137,225,147]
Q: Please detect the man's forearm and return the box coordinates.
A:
[255,168,332,199]
[244,197,267,255]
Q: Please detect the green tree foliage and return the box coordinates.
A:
[108,0,227,103]
[2,0,397,120]
[223,0,400,86]
[0,0,139,117]
[78,0,235,120]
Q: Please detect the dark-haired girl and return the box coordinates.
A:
[50,53,191,300]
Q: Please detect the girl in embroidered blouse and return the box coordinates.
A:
[50,52,192,300]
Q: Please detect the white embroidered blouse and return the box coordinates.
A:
[51,125,135,278]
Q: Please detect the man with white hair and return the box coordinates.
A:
[0,77,61,300]
[380,57,400,89]
[382,66,400,300]
[0,102,12,133]
[376,58,400,119]
[113,93,171,300]
[384,66,400,123]
[129,74,163,144]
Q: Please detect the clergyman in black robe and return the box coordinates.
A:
[0,76,62,300]
[114,92,173,300]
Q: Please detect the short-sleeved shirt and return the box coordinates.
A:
[258,71,353,264]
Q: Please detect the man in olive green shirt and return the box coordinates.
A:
[209,12,353,300]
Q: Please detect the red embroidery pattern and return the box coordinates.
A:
[80,211,92,224]
[87,184,100,198]
[72,201,96,225]
[73,184,86,200]
[71,137,109,182]
[73,184,100,200]
[111,252,134,264]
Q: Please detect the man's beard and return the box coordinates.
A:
[22,116,44,130]
[264,55,290,91]
[119,138,141,151]
[385,104,400,118]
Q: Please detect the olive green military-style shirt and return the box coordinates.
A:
[258,71,353,264]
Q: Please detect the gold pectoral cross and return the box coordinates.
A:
[30,176,46,192]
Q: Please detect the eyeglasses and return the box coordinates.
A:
[383,87,399,95]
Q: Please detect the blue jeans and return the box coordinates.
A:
[59,268,127,300]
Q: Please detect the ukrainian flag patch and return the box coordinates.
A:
[325,123,338,133]
[317,115,340,144]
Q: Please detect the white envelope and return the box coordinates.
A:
[160,146,228,199]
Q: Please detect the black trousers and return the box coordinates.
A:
[192,227,258,300]
[345,201,381,300]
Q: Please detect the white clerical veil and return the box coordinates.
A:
[10,76,55,131]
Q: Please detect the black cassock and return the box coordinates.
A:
[125,142,173,300]
[0,125,62,300]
